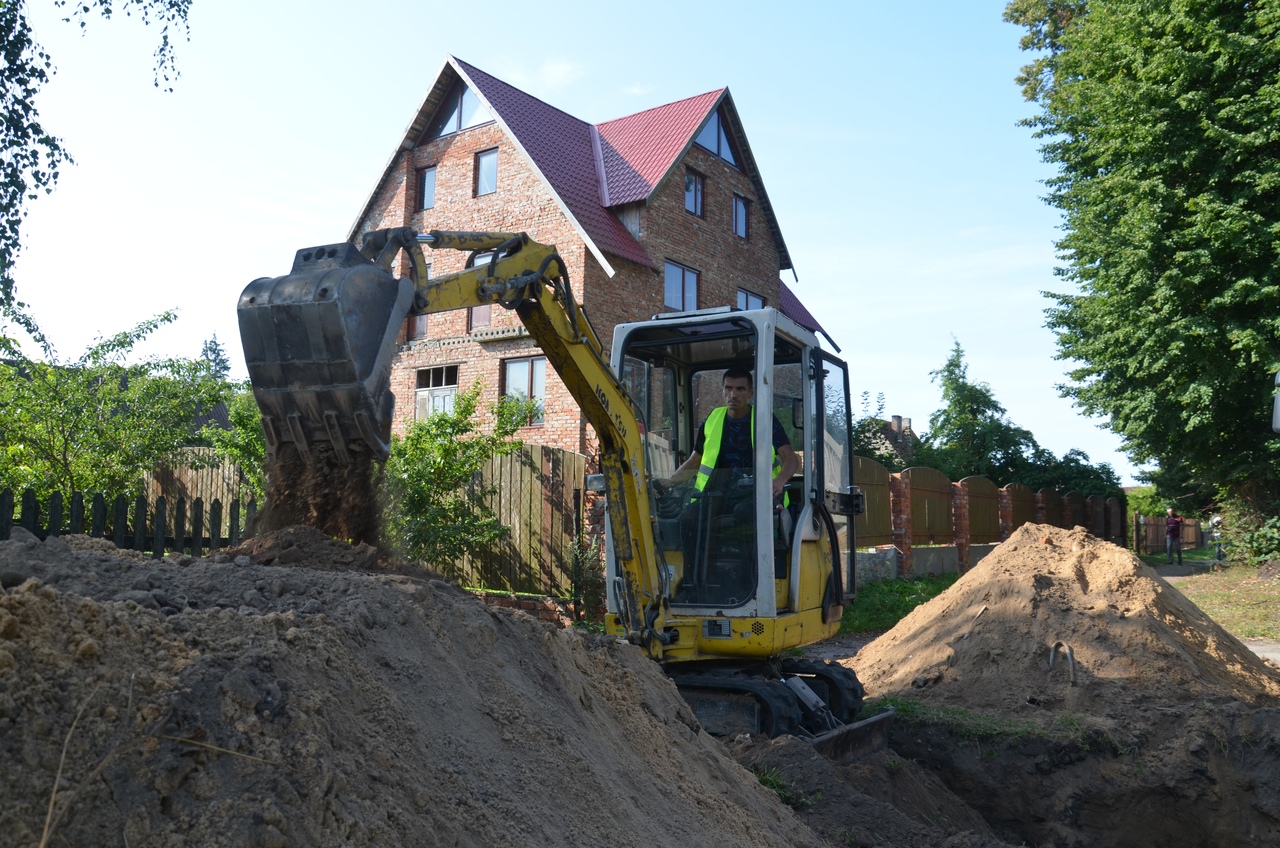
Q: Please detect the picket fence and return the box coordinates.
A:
[0,487,257,558]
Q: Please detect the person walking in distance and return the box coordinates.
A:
[1166,507,1185,565]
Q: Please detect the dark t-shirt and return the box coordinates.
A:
[1166,514,1184,538]
[693,408,791,474]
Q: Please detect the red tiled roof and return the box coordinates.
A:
[454,58,654,270]
[594,90,724,206]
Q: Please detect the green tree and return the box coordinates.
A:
[201,382,267,501]
[1,1,191,322]
[0,311,230,496]
[914,342,1121,497]
[914,342,1040,484]
[849,390,910,472]
[383,384,536,568]
[1125,485,1164,517]
[1007,0,1280,510]
[201,333,231,380]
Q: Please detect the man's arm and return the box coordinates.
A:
[774,443,799,499]
[660,451,702,490]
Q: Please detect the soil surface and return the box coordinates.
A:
[3,522,1278,847]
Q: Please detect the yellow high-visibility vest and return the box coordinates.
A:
[692,406,787,505]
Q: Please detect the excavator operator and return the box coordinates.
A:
[658,367,800,575]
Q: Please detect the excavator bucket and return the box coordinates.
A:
[237,242,413,462]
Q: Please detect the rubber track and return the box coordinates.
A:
[669,671,803,738]
[779,658,866,723]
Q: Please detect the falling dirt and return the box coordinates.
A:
[2,522,1278,847]
[258,444,380,546]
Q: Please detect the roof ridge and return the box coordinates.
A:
[589,125,610,206]
[451,55,591,131]
[596,88,727,128]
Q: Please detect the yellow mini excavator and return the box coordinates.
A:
[237,228,890,758]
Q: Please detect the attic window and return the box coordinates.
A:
[427,82,492,139]
[694,108,738,167]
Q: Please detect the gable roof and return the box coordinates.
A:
[351,56,794,276]
[593,90,724,206]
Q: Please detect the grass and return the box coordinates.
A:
[841,572,960,634]
[1169,565,1280,639]
[874,695,1043,742]
[753,767,811,810]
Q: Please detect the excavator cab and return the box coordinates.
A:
[607,306,861,649]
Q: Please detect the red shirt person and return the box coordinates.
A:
[1165,507,1184,565]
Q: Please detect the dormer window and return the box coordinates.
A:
[427,82,492,139]
[694,107,738,167]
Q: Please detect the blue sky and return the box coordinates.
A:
[11,0,1145,485]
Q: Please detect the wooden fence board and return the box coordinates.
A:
[1039,488,1063,528]
[1004,483,1035,532]
[961,476,1000,544]
[903,466,953,544]
[448,445,588,596]
[852,456,893,549]
[0,487,255,556]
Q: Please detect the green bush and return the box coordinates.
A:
[1228,516,1280,566]
[383,383,536,568]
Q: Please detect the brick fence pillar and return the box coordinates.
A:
[1034,492,1046,524]
[952,481,970,571]
[890,473,912,577]
[998,487,1013,541]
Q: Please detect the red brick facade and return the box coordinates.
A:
[351,70,787,456]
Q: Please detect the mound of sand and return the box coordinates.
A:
[7,521,1280,848]
[849,524,1280,847]
[855,523,1280,714]
[0,527,827,848]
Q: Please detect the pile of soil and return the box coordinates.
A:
[848,523,1280,847]
[0,526,991,848]
[6,520,1279,847]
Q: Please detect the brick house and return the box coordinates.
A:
[350,56,829,455]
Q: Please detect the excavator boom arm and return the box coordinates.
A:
[238,228,669,654]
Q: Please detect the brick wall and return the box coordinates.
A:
[353,122,596,454]
[355,122,788,459]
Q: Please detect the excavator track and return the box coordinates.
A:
[669,670,802,738]
[669,661,890,762]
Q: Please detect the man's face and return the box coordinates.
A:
[1167,508,1174,516]
[722,376,753,418]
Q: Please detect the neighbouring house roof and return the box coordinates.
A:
[351,56,795,277]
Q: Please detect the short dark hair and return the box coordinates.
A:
[722,366,753,386]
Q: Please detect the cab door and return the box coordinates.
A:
[812,351,859,604]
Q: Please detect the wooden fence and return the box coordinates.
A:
[852,456,1131,573]
[143,447,247,507]
[443,444,589,596]
[1133,513,1203,555]
[0,487,256,557]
